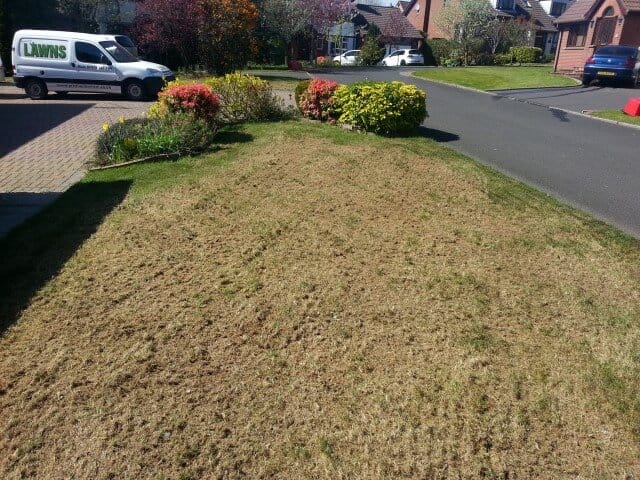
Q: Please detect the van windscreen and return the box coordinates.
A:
[115,36,135,48]
[99,41,137,63]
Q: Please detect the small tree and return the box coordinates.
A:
[135,0,202,66]
[198,0,259,74]
[358,24,384,65]
[435,0,496,65]
[486,18,530,54]
[260,0,309,64]
[57,0,120,32]
[135,0,258,74]
[260,0,350,63]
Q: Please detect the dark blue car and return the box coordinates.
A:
[582,45,639,87]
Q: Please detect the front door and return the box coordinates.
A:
[71,41,120,94]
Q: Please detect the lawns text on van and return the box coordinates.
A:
[23,43,67,60]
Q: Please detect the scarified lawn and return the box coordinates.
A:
[1,121,640,479]
[413,66,579,91]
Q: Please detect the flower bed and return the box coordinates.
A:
[297,79,428,135]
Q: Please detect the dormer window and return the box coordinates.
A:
[497,0,515,10]
[550,2,567,16]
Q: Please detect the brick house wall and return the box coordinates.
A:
[404,0,451,39]
[554,0,626,72]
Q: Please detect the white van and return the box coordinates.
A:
[11,30,174,100]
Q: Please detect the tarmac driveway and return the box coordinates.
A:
[494,84,640,113]
[0,84,150,236]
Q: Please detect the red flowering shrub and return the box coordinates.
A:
[158,84,220,125]
[299,79,341,122]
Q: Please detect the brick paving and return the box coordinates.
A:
[0,85,150,236]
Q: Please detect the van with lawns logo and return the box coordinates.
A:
[11,30,174,100]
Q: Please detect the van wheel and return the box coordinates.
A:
[124,80,146,101]
[25,79,48,100]
[400,60,406,66]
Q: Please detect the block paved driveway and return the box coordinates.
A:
[0,85,150,236]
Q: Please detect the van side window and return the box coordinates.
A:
[75,42,108,64]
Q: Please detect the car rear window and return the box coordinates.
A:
[596,46,637,57]
[409,50,421,55]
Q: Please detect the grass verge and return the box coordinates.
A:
[1,121,639,478]
[413,66,579,90]
[591,109,640,127]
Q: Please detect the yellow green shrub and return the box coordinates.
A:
[329,81,427,135]
[204,73,284,123]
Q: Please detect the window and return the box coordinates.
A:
[99,41,136,63]
[497,0,515,10]
[567,23,588,47]
[114,35,135,48]
[593,16,616,45]
[550,2,567,16]
[75,41,109,64]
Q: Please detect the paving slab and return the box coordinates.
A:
[0,85,150,236]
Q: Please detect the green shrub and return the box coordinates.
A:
[427,38,460,66]
[510,46,543,64]
[358,36,385,66]
[329,81,427,135]
[541,52,555,64]
[94,114,215,166]
[473,53,495,66]
[295,80,311,107]
[204,73,285,123]
[494,53,513,65]
[444,49,464,67]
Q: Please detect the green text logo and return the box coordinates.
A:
[23,43,67,59]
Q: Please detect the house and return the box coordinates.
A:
[322,3,424,56]
[354,3,425,53]
[399,0,563,55]
[553,0,640,73]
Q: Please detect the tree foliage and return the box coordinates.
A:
[435,0,532,64]
[259,0,350,61]
[135,0,259,74]
[359,32,384,65]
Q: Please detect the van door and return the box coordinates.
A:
[71,40,120,94]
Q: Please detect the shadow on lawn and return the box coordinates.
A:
[0,180,132,334]
[216,129,254,145]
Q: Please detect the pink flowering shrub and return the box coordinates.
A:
[158,84,220,125]
[299,79,341,122]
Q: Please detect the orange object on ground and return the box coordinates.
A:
[623,98,640,116]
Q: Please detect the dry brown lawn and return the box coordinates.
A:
[1,121,639,479]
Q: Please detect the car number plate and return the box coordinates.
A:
[597,71,616,76]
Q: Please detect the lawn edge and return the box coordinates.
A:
[588,110,640,131]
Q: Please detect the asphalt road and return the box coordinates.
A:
[494,84,640,112]
[315,68,640,238]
